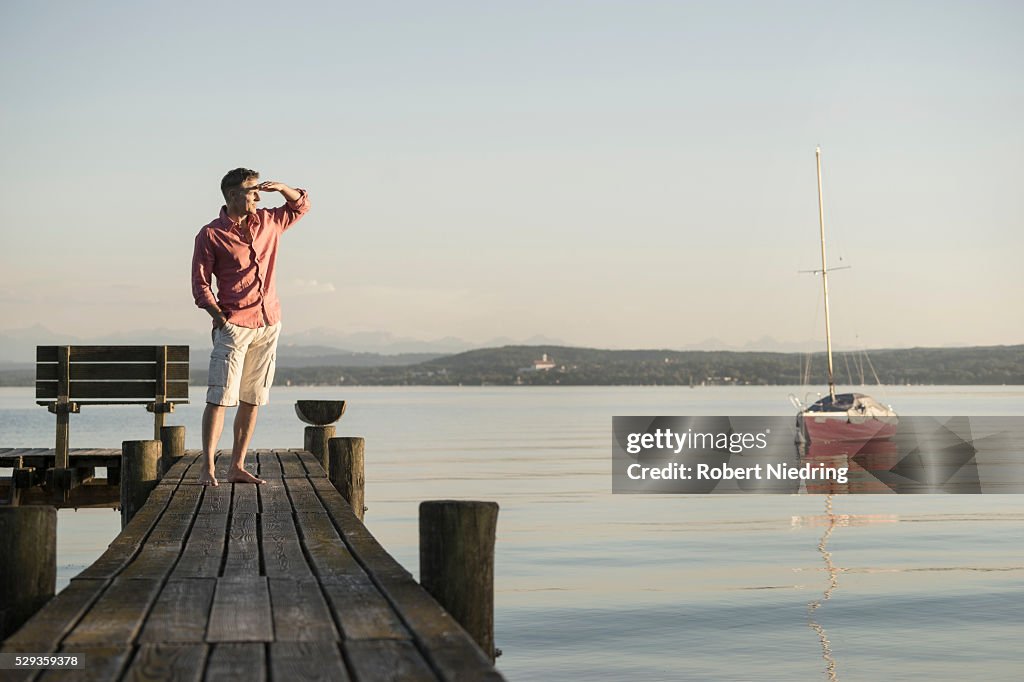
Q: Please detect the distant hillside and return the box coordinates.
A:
[272,344,1024,386]
[3,344,1019,387]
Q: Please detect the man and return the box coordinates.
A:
[191,168,310,486]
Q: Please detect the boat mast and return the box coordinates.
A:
[815,146,836,400]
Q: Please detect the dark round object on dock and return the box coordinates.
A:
[294,400,347,425]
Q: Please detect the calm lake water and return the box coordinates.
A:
[1,385,1022,681]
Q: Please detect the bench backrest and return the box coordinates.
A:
[36,345,190,405]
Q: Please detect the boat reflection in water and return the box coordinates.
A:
[799,437,902,494]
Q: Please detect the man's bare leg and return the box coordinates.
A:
[228,400,264,484]
[200,403,226,486]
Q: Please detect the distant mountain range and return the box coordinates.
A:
[0,324,912,367]
[0,325,564,366]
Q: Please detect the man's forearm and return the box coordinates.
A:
[204,305,228,327]
[278,184,302,203]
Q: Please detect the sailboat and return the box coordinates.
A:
[794,147,898,443]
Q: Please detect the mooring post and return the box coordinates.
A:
[328,437,365,521]
[304,425,336,473]
[419,500,499,662]
[121,440,160,529]
[159,425,186,478]
[0,507,57,639]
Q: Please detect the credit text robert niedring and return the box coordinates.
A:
[624,428,850,485]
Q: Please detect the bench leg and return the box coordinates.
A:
[55,410,70,470]
[153,410,166,441]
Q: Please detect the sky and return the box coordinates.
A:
[1,0,1021,351]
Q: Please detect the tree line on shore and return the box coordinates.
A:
[2,344,1020,387]
[264,344,1024,386]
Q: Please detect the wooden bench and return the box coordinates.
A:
[35,346,190,488]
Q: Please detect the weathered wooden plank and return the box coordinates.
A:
[374,578,466,643]
[310,480,411,581]
[122,643,207,682]
[344,640,437,682]
[278,451,307,479]
[232,483,259,514]
[204,643,265,681]
[2,579,107,650]
[259,512,311,578]
[196,485,231,515]
[160,454,200,486]
[71,545,138,581]
[221,512,260,577]
[320,576,410,641]
[206,578,272,642]
[256,451,282,479]
[36,363,191,382]
[172,514,229,579]
[35,645,132,681]
[269,642,350,682]
[292,511,363,580]
[213,453,232,481]
[297,450,327,478]
[73,488,175,580]
[119,543,183,579]
[1,483,121,510]
[116,488,174,534]
[138,579,216,644]
[0,447,56,462]
[257,480,291,513]
[147,511,198,543]
[377,579,502,681]
[164,484,203,514]
[268,579,339,641]
[284,476,324,512]
[37,346,189,363]
[63,578,162,646]
[417,634,506,682]
[36,379,190,401]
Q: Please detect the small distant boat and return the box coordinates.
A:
[794,147,897,443]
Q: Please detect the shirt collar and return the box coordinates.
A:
[217,206,260,232]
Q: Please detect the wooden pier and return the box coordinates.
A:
[1,449,504,681]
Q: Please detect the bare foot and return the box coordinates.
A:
[227,468,265,485]
[198,470,219,487]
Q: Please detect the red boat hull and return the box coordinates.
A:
[799,414,898,443]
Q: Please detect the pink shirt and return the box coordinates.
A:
[191,189,310,328]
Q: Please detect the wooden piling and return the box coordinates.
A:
[328,437,365,521]
[0,506,57,639]
[419,500,499,662]
[304,425,336,473]
[120,440,160,529]
[159,425,186,478]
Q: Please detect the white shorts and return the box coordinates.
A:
[206,322,281,406]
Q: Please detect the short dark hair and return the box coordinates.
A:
[221,168,260,199]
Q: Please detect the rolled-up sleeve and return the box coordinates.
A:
[192,229,218,309]
[273,188,310,233]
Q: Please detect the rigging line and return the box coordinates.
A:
[857,336,891,402]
